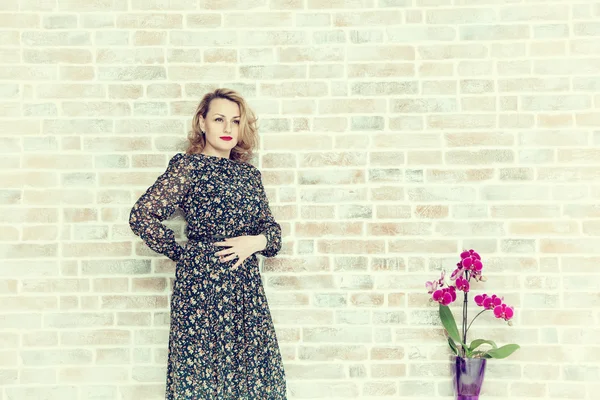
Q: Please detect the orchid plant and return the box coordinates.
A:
[426,250,520,359]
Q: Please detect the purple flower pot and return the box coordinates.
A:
[454,356,486,400]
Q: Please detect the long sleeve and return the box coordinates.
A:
[254,169,282,258]
[129,153,191,262]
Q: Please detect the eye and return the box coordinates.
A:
[233,120,240,125]
[215,117,223,122]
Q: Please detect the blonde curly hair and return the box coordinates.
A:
[186,88,258,163]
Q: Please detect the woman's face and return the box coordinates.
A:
[199,98,241,158]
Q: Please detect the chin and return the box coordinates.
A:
[214,143,237,154]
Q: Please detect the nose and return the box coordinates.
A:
[224,121,231,134]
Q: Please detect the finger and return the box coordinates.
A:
[215,248,236,256]
[213,241,232,247]
[232,256,247,268]
[220,253,238,262]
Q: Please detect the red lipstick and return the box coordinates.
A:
[220,136,232,141]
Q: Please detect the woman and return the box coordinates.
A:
[129,88,287,399]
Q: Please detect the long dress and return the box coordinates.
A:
[129,152,287,400]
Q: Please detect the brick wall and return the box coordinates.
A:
[1,1,599,399]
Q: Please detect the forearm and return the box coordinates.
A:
[256,224,282,258]
[129,205,184,261]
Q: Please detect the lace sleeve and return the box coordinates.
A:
[129,153,191,261]
[254,169,282,258]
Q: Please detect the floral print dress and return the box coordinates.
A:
[129,153,287,400]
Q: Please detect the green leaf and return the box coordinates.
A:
[484,344,520,359]
[471,351,493,359]
[439,304,463,346]
[448,337,459,356]
[469,339,498,352]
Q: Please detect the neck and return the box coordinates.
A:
[201,147,231,159]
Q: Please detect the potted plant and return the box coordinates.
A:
[425,250,520,400]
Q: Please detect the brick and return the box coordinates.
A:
[24,49,93,64]
[92,278,128,293]
[348,63,414,78]
[267,293,309,307]
[299,345,367,361]
[407,186,477,202]
[371,363,406,378]
[203,48,236,63]
[239,65,306,79]
[307,0,373,8]
[461,24,530,41]
[58,0,126,11]
[522,95,590,111]
[427,8,495,24]
[373,203,410,219]
[348,293,383,307]
[6,387,80,399]
[130,0,196,9]
[542,239,600,254]
[388,26,455,42]
[59,366,129,383]
[0,244,58,259]
[379,0,411,6]
[21,349,93,366]
[22,31,91,46]
[237,48,273,65]
[133,31,167,46]
[268,275,334,290]
[0,207,58,224]
[446,149,514,165]
[225,12,292,28]
[62,242,131,257]
[303,327,372,343]
[79,13,114,28]
[272,309,334,325]
[392,98,457,113]
[420,44,489,60]
[0,120,40,136]
[389,239,456,253]
[574,22,600,36]
[132,277,167,292]
[349,29,382,44]
[240,31,306,46]
[500,5,569,22]
[457,61,493,76]
[116,13,183,28]
[18,367,56,384]
[428,114,496,129]
[571,39,600,56]
[270,0,303,8]
[287,382,359,398]
[333,204,368,219]
[64,64,103,81]
[22,279,89,293]
[368,222,432,236]
[335,10,403,27]
[347,45,414,61]
[318,240,384,254]
[98,66,166,81]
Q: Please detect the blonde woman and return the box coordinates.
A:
[129,88,286,399]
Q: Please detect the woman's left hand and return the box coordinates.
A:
[214,235,267,268]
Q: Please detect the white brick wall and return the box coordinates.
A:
[1,1,599,399]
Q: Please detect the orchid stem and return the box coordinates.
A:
[465,309,488,339]
[462,270,470,352]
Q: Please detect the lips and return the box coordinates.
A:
[219,136,233,141]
